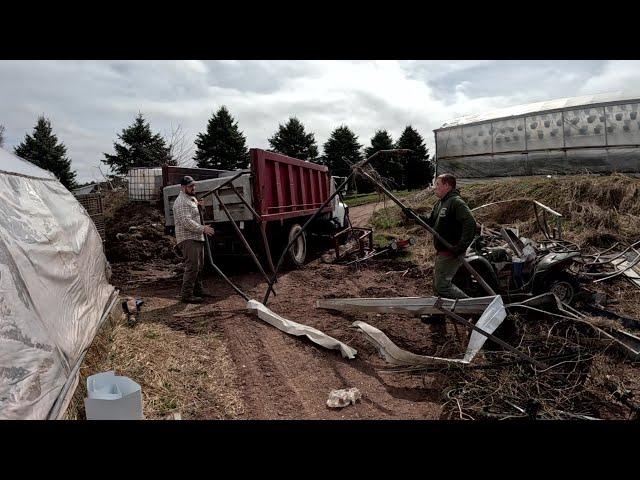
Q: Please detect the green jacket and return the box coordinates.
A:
[423,189,476,255]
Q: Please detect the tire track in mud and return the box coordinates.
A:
[217,314,309,418]
[208,261,444,420]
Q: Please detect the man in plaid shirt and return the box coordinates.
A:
[173,176,215,303]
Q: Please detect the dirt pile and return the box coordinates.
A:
[104,199,178,264]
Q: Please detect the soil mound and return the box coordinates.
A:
[104,200,178,263]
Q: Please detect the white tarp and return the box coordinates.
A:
[0,147,116,419]
[246,300,357,359]
[352,295,507,366]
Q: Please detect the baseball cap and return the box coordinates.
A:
[180,176,195,186]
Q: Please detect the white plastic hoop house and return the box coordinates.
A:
[0,147,117,419]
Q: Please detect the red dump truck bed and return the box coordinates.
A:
[250,149,332,222]
[162,149,346,267]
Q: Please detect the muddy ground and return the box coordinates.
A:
[104,205,454,419]
[74,178,640,420]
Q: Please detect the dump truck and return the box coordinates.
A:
[163,148,349,267]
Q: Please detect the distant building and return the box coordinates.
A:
[435,91,640,178]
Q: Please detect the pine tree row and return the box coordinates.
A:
[4,107,433,192]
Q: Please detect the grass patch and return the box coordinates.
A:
[371,207,403,230]
[344,190,411,207]
[66,296,245,420]
[369,173,640,263]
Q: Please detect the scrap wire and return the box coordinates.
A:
[578,239,640,266]
[580,250,640,278]
[378,352,586,374]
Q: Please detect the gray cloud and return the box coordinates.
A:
[0,60,636,182]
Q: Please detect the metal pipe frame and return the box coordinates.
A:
[262,149,412,305]
[355,167,497,296]
[213,190,274,291]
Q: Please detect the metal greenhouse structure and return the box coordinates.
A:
[435,91,640,178]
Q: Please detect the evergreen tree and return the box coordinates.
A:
[396,126,432,189]
[268,117,319,161]
[0,124,5,148]
[322,126,373,192]
[322,125,362,177]
[193,106,250,170]
[14,116,77,189]
[364,130,405,189]
[102,113,173,176]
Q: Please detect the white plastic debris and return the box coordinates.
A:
[327,387,362,408]
[84,371,143,420]
[352,295,507,367]
[246,299,357,359]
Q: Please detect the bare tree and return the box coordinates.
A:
[0,124,5,148]
[165,123,194,167]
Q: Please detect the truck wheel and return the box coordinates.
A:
[286,224,307,267]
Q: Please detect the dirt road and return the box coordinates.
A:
[97,198,451,419]
[123,255,442,419]
[348,199,388,227]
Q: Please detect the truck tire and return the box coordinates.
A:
[286,223,307,267]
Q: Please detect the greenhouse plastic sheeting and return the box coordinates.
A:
[435,92,640,178]
[439,91,640,129]
[0,148,116,419]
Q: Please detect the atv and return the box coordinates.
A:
[454,234,581,304]
[452,199,583,304]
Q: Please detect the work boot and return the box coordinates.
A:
[181,296,203,304]
[420,314,446,325]
[194,291,215,298]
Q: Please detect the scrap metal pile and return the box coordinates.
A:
[313,167,640,419]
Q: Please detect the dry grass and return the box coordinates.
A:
[67,296,245,420]
[65,306,120,420]
[370,173,640,261]
[460,173,640,242]
[102,187,129,221]
[367,172,640,420]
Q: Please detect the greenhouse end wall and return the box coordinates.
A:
[435,99,640,178]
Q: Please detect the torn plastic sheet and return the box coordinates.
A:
[246,300,357,359]
[352,295,506,366]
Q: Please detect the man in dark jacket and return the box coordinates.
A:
[423,173,477,299]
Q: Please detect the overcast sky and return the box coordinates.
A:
[2,60,640,183]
